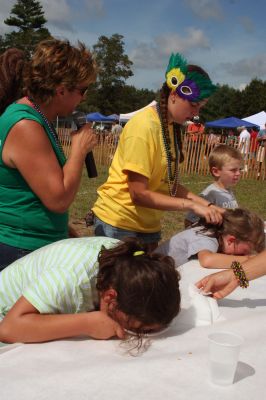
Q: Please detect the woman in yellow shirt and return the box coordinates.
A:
[92,53,223,250]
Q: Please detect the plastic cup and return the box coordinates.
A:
[208,331,244,386]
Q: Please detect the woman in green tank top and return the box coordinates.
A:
[0,39,98,270]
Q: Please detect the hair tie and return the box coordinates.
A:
[133,250,145,256]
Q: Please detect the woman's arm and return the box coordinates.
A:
[2,120,97,213]
[177,183,224,214]
[0,296,124,343]
[197,250,250,269]
[196,250,266,299]
[127,171,223,224]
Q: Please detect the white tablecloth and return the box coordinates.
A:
[1,260,266,400]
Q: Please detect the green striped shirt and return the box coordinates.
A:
[0,237,119,318]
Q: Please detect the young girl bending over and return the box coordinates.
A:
[0,237,180,344]
[156,208,265,268]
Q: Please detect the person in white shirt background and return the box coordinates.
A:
[237,126,250,171]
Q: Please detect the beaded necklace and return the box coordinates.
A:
[27,96,65,157]
[156,103,180,197]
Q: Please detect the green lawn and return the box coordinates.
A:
[70,167,266,241]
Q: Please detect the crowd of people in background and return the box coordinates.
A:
[184,118,265,178]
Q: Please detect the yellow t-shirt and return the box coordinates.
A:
[92,106,176,232]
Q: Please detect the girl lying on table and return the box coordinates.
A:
[0,237,180,344]
[156,208,265,268]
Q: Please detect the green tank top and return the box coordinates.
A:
[0,103,68,250]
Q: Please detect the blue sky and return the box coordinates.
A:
[1,0,265,91]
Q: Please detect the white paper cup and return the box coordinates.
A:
[208,331,244,386]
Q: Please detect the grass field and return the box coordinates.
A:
[70,166,266,241]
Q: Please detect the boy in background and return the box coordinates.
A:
[185,144,242,227]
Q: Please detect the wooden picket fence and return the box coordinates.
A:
[57,128,266,180]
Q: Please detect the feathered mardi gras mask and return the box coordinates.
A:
[165,53,217,102]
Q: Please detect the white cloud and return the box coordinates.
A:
[41,0,75,32]
[41,0,71,21]
[0,1,16,34]
[219,54,266,79]
[83,0,105,17]
[184,0,224,20]
[0,0,105,35]
[130,28,210,69]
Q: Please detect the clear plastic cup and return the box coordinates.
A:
[208,331,244,386]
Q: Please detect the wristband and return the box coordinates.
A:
[230,261,249,288]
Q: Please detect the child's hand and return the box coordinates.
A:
[86,311,125,340]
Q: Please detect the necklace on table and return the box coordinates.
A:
[26,96,65,157]
[156,103,180,197]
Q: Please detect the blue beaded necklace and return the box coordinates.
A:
[156,103,180,197]
[27,96,65,157]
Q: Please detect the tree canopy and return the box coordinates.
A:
[93,34,133,88]
[0,0,51,57]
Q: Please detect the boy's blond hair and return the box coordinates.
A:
[209,144,243,173]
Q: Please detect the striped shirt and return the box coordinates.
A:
[0,237,119,319]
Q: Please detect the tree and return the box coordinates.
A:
[93,34,133,88]
[1,0,51,57]
[240,79,266,117]
[87,34,133,114]
[201,84,240,122]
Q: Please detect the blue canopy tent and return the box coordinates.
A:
[86,112,115,122]
[107,114,119,121]
[205,117,260,129]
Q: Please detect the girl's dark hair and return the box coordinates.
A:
[198,208,265,253]
[0,48,25,114]
[96,238,181,327]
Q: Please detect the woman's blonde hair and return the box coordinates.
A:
[23,39,97,104]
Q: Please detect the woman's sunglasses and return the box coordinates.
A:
[74,86,89,96]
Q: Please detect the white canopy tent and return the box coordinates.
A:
[242,111,266,130]
[119,100,157,122]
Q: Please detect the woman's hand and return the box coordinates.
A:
[86,311,125,340]
[71,124,98,158]
[68,224,79,238]
[196,269,239,299]
[192,203,224,225]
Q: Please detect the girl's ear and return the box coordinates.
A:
[222,234,237,254]
[101,288,117,305]
[226,234,236,245]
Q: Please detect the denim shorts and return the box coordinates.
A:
[0,242,32,271]
[94,216,161,244]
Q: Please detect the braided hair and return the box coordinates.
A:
[158,82,184,163]
[0,48,25,114]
